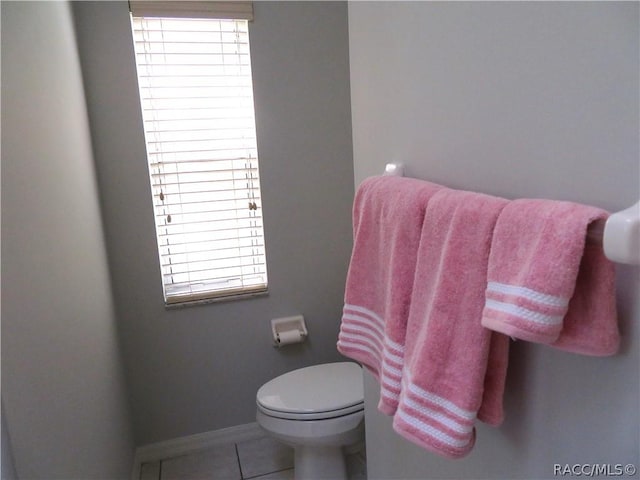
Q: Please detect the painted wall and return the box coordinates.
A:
[1,402,17,480]
[1,1,135,478]
[348,2,639,479]
[71,1,354,445]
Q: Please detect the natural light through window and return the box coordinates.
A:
[130,10,267,305]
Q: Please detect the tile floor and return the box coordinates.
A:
[139,435,367,480]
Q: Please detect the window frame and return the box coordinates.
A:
[130,2,269,307]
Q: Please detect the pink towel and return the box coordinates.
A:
[392,188,510,459]
[337,175,443,415]
[481,199,619,356]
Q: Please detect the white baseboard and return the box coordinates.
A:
[131,422,264,480]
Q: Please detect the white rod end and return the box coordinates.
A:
[384,163,405,177]
[603,201,640,265]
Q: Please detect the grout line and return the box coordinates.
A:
[235,443,245,479]
[243,468,294,480]
[158,459,163,480]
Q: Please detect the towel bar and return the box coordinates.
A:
[383,163,640,266]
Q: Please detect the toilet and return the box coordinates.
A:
[256,362,365,480]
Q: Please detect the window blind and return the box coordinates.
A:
[129,1,253,21]
[131,14,267,305]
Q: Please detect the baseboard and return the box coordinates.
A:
[131,422,264,480]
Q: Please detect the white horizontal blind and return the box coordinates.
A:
[131,14,267,304]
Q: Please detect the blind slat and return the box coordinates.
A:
[150,178,260,189]
[152,195,261,208]
[157,227,263,243]
[162,259,267,277]
[160,246,266,265]
[160,248,266,264]
[162,258,266,275]
[163,269,267,286]
[158,236,264,252]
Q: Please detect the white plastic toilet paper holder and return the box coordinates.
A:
[271,315,308,347]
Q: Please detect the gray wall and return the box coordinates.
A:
[1,1,135,478]
[348,2,639,479]
[2,402,17,480]
[71,1,354,445]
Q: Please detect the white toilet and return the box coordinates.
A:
[256,362,365,480]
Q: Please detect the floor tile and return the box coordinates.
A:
[136,431,366,480]
[161,444,241,480]
[236,436,294,479]
[140,461,161,480]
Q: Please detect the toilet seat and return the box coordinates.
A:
[256,362,364,421]
[257,401,363,421]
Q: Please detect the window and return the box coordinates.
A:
[130,2,267,305]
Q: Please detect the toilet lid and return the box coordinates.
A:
[256,362,363,416]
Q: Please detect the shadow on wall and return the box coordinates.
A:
[2,400,18,480]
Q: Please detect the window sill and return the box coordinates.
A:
[164,288,269,309]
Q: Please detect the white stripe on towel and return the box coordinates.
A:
[343,304,385,327]
[381,377,402,392]
[484,298,564,326]
[381,361,402,379]
[396,409,472,449]
[336,340,380,362]
[341,313,385,339]
[401,396,473,435]
[382,348,404,366]
[405,380,477,422]
[340,322,384,346]
[381,389,400,403]
[384,336,405,354]
[339,325,405,368]
[338,331,383,355]
[486,282,569,308]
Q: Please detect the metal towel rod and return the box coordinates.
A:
[383,163,640,266]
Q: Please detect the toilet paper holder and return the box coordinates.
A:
[271,315,308,347]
